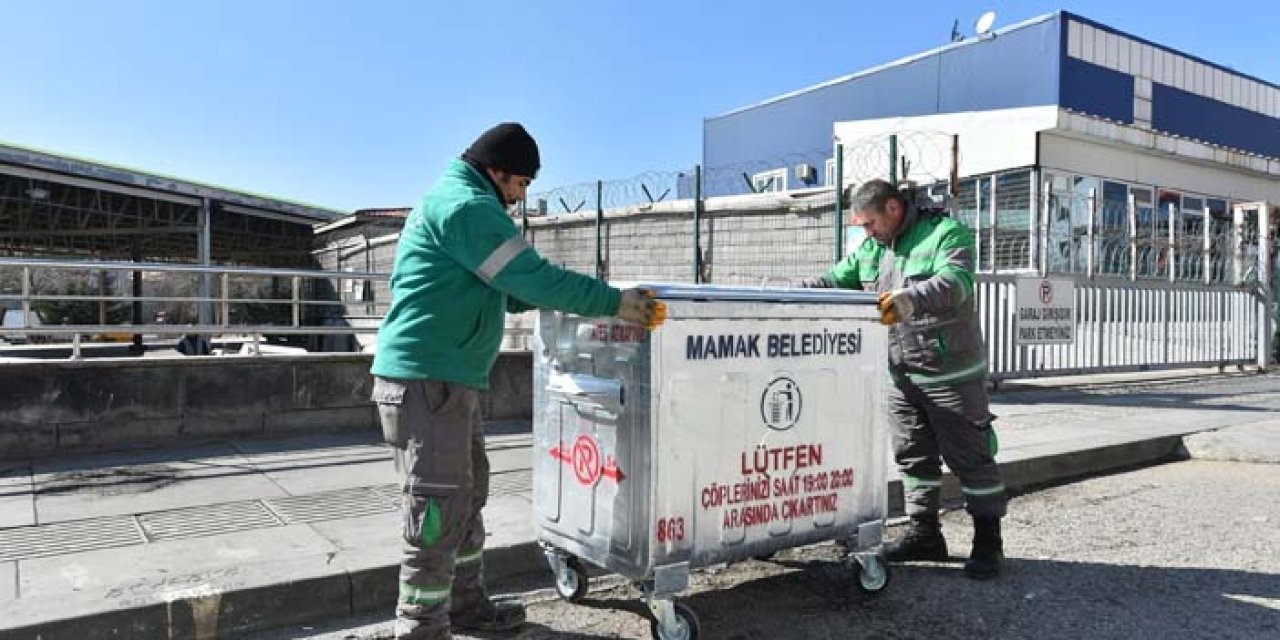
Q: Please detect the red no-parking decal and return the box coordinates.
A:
[550,435,624,485]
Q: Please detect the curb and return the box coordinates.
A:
[0,541,550,640]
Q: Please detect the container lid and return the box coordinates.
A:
[613,282,879,305]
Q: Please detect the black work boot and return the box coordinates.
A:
[884,515,949,562]
[964,517,1004,579]
[451,595,526,632]
[392,617,452,640]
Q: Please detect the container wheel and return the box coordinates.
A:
[649,602,700,640]
[553,556,589,602]
[854,554,890,594]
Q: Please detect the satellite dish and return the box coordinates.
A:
[975,11,997,36]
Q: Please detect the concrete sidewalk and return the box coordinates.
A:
[1,369,1277,639]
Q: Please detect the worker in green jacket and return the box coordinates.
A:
[802,178,1006,579]
[371,123,661,639]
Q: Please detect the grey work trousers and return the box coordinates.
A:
[889,375,1007,520]
[372,377,489,640]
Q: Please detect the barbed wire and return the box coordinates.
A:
[525,130,966,217]
[839,130,960,187]
[526,170,687,215]
[521,135,1274,287]
[1043,192,1243,282]
[699,149,835,197]
[525,149,837,217]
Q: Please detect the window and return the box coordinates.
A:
[993,170,1032,270]
[1179,195,1205,281]
[927,181,951,201]
[824,159,837,187]
[995,171,1031,230]
[1099,181,1130,276]
[1069,176,1100,275]
[1101,181,1129,229]
[1157,190,1181,231]
[1132,187,1155,277]
[1181,196,1205,244]
[1132,187,1154,232]
[954,179,979,231]
[751,169,787,193]
[978,176,993,272]
[1018,170,1242,282]
[1044,173,1096,274]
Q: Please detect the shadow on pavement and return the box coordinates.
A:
[545,554,1278,639]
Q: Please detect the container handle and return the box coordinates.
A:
[547,372,624,407]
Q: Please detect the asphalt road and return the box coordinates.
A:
[256,458,1279,640]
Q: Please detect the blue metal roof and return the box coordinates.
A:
[703,10,1280,194]
[707,12,1061,122]
[1061,10,1280,94]
[702,13,1062,195]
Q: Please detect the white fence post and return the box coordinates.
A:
[1128,193,1138,281]
[1259,204,1273,369]
[1087,188,1097,279]
[1202,204,1212,286]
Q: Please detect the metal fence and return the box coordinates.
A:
[979,185,1275,379]
[522,134,1048,283]
[516,151,1275,378]
[978,275,1266,381]
[1039,186,1259,284]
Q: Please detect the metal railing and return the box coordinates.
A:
[0,257,390,357]
[0,257,532,359]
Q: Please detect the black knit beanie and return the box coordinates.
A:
[462,122,540,178]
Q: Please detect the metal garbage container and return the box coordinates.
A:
[533,284,890,639]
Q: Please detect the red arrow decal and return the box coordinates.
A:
[549,444,625,484]
[601,456,625,482]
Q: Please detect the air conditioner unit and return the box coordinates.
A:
[794,163,817,184]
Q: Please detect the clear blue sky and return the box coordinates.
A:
[2,0,1276,212]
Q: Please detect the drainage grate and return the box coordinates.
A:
[368,472,530,500]
[0,475,537,562]
[264,487,399,524]
[0,516,146,561]
[370,483,403,507]
[490,470,532,497]
[138,500,283,542]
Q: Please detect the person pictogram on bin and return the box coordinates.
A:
[369,122,665,640]
[800,178,1007,580]
[762,377,801,430]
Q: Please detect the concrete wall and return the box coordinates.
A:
[0,352,532,460]
[525,191,840,286]
[312,190,844,313]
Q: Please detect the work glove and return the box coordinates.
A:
[617,288,667,330]
[798,276,835,288]
[877,289,914,325]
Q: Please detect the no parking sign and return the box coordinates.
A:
[1016,277,1075,345]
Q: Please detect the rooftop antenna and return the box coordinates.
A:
[975,10,997,39]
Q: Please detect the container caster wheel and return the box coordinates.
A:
[552,555,589,602]
[649,601,699,640]
[853,553,890,594]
